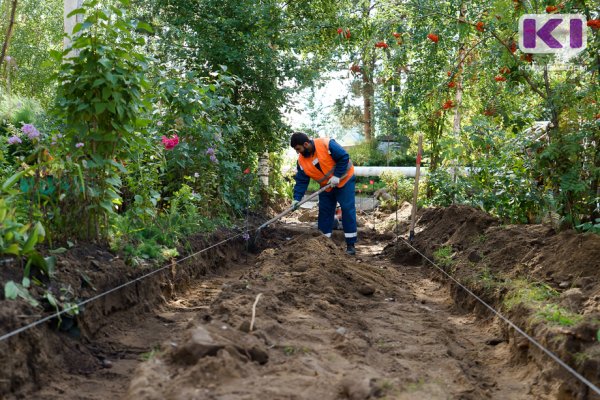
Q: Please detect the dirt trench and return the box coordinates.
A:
[24,222,546,400]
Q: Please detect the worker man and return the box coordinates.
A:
[290,132,357,255]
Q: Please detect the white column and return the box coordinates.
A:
[258,152,269,188]
[63,0,83,51]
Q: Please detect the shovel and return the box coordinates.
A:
[247,183,334,251]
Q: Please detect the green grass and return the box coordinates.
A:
[478,267,498,291]
[536,304,583,327]
[433,245,454,268]
[139,346,161,361]
[282,345,310,356]
[473,234,487,244]
[404,378,427,392]
[503,279,582,328]
[573,352,592,366]
[460,266,505,296]
[503,279,559,310]
[306,176,385,194]
[378,380,395,391]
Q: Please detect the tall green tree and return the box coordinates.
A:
[331,0,410,142]
[132,0,340,154]
[393,0,599,225]
[0,0,62,104]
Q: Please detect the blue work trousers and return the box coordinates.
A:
[318,176,357,244]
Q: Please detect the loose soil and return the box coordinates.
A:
[1,206,598,399]
[386,205,600,399]
[123,228,537,400]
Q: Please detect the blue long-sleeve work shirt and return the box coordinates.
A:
[293,139,350,201]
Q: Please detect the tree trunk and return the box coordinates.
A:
[0,0,18,74]
[452,70,464,134]
[360,1,375,143]
[426,117,444,198]
[362,65,374,142]
[449,2,467,199]
[452,3,467,136]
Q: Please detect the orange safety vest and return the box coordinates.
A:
[297,138,354,191]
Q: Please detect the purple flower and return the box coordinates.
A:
[21,124,40,140]
[75,142,84,148]
[242,232,250,241]
[156,121,163,127]
[7,135,22,145]
[209,154,218,163]
[206,147,215,156]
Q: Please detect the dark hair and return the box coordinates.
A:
[290,132,310,148]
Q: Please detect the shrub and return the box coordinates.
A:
[0,94,43,135]
[52,0,151,241]
[379,171,414,209]
[347,140,416,167]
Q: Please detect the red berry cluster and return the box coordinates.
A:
[427,33,439,43]
[442,100,454,110]
[337,28,351,39]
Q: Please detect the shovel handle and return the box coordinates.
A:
[257,184,332,230]
[257,172,350,231]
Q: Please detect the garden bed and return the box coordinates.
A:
[0,229,248,398]
[385,205,600,399]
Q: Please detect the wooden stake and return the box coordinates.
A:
[409,135,423,242]
[250,293,263,332]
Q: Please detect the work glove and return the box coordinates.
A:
[291,200,300,210]
[328,176,341,187]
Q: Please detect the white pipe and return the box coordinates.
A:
[283,165,470,177]
[353,166,429,177]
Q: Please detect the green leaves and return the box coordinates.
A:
[136,21,154,34]
[4,281,18,300]
[4,281,40,307]
[0,171,47,259]
[1,170,28,194]
[22,222,45,254]
[72,21,93,34]
[53,0,151,241]
[66,7,86,18]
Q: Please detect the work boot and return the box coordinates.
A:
[346,244,356,256]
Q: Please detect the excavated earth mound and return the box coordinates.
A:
[385,205,600,399]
